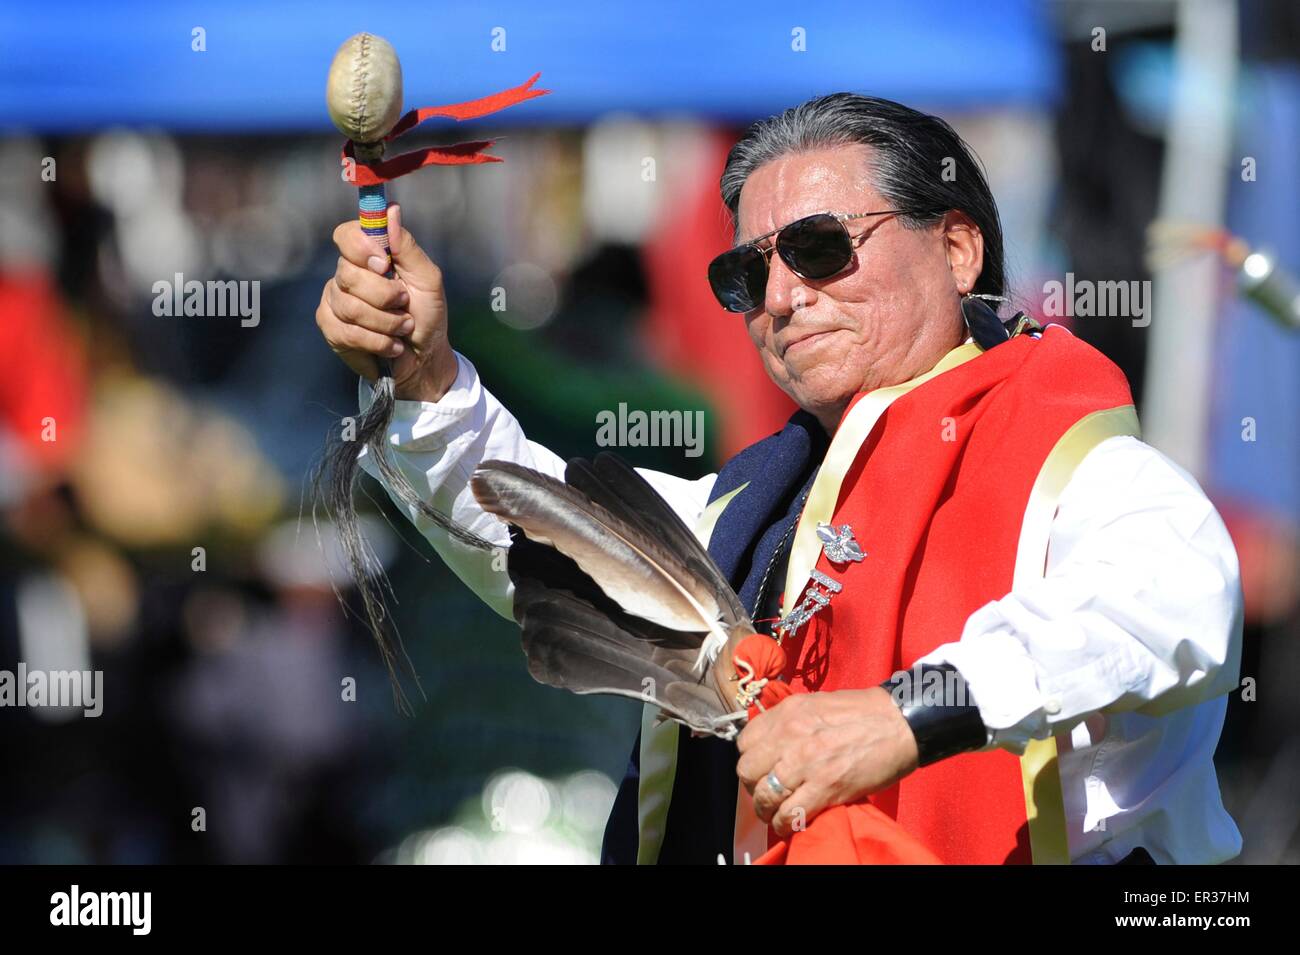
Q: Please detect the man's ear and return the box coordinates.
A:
[941,211,984,294]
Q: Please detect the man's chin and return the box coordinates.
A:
[788,387,855,433]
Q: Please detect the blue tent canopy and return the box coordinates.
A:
[0,0,1058,133]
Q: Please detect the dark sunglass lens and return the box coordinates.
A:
[778,214,852,279]
[708,246,768,312]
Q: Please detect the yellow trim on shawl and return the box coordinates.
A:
[636,480,749,864]
[1013,405,1140,864]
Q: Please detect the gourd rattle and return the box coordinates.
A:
[318,32,548,709]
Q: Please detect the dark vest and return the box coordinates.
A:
[600,409,830,864]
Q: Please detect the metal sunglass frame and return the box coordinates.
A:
[711,209,911,312]
[742,209,904,259]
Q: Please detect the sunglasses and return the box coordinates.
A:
[707,210,916,313]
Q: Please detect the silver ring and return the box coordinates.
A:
[765,771,786,796]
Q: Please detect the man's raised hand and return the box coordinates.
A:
[315,203,458,402]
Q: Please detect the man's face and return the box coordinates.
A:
[735,144,970,431]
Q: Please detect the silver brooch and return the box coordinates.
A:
[816,522,865,564]
[775,569,843,640]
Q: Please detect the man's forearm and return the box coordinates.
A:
[358,351,567,620]
[357,350,721,625]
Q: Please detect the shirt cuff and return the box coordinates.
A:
[918,601,1151,753]
[357,351,482,453]
[917,627,1043,751]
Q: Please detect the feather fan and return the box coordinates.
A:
[470,453,756,738]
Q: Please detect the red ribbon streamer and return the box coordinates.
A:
[341,72,550,186]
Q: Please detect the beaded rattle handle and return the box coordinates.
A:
[358,183,392,271]
[357,183,396,376]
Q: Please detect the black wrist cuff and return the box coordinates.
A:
[880,662,988,767]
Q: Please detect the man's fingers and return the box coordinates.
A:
[334,257,410,312]
[386,204,443,292]
[332,207,442,294]
[332,219,390,272]
[327,279,414,338]
[332,317,405,359]
[750,761,805,824]
[737,693,811,755]
[771,783,825,839]
[319,293,405,359]
[736,737,783,794]
[736,710,775,755]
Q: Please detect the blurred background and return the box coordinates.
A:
[0,0,1296,864]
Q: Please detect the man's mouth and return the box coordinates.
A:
[781,328,839,359]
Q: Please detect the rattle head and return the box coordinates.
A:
[326,33,404,150]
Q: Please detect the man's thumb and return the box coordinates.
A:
[386,204,439,287]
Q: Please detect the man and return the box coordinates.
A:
[315,93,1243,864]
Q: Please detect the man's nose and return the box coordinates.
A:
[763,252,815,317]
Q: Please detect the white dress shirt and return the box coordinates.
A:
[358,349,1244,865]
